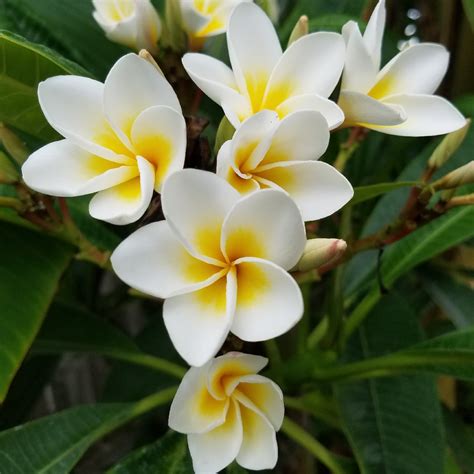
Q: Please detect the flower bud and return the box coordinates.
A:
[138,49,164,75]
[0,123,29,165]
[214,116,236,154]
[433,161,474,191]
[428,119,470,170]
[293,238,347,272]
[92,0,161,55]
[287,15,309,47]
[0,151,19,184]
[162,0,187,52]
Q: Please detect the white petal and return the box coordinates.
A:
[89,155,154,224]
[230,110,279,174]
[22,139,137,197]
[207,352,268,400]
[161,169,240,264]
[221,189,306,270]
[259,110,329,166]
[217,141,261,196]
[163,268,237,367]
[182,53,251,128]
[362,0,386,70]
[276,94,344,130]
[236,400,278,470]
[371,43,449,98]
[130,105,186,192]
[180,2,209,34]
[338,90,406,126]
[135,0,161,54]
[231,257,303,341]
[227,3,282,111]
[376,94,467,136]
[228,374,284,430]
[38,76,133,164]
[188,399,243,473]
[341,21,377,93]
[169,363,229,434]
[104,54,181,146]
[111,220,224,299]
[254,161,353,221]
[264,32,345,108]
[103,14,138,50]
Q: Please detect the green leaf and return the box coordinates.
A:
[0,388,177,474]
[462,0,474,30]
[350,181,420,206]
[33,301,186,380]
[421,269,474,329]
[6,0,127,78]
[444,407,474,472]
[107,431,192,474]
[0,222,73,402]
[335,293,444,474]
[0,29,89,141]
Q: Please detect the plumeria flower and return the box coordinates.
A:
[22,54,186,225]
[93,0,161,54]
[182,2,346,129]
[217,109,353,221]
[180,0,252,41]
[111,169,305,366]
[338,0,466,136]
[169,352,284,472]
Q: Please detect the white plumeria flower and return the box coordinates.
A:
[169,352,284,472]
[180,0,252,40]
[93,0,161,54]
[182,2,346,129]
[111,169,305,366]
[217,110,354,221]
[338,0,466,136]
[22,54,186,225]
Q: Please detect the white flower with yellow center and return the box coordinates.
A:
[169,352,284,472]
[217,109,354,221]
[22,53,186,225]
[93,0,161,54]
[338,0,466,136]
[111,169,305,366]
[180,0,252,40]
[182,2,346,129]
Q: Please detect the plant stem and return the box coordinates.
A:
[0,196,24,212]
[285,394,341,429]
[307,317,328,349]
[281,417,346,474]
[264,339,283,383]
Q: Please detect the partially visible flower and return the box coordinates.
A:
[180,0,252,40]
[182,2,345,129]
[22,54,186,225]
[338,0,466,136]
[217,110,353,221]
[169,352,284,472]
[93,0,161,54]
[111,169,305,366]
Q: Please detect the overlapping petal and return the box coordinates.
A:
[362,0,386,69]
[221,189,306,269]
[231,257,303,341]
[163,268,237,366]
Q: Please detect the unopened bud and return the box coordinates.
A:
[139,49,164,75]
[214,116,236,154]
[433,161,474,191]
[428,119,470,170]
[287,15,309,47]
[0,123,29,165]
[293,238,347,272]
[162,0,187,52]
[0,151,19,183]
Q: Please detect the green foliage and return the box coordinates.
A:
[0,222,73,403]
[0,30,88,141]
[336,294,444,474]
[350,181,421,206]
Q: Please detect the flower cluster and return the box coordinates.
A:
[21,0,466,471]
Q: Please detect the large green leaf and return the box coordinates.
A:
[350,181,420,206]
[0,222,73,402]
[0,30,89,141]
[107,431,192,474]
[33,301,186,380]
[0,388,177,474]
[444,408,474,472]
[335,294,444,474]
[421,269,474,329]
[5,0,127,78]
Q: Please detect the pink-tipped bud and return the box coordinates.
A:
[293,238,347,272]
